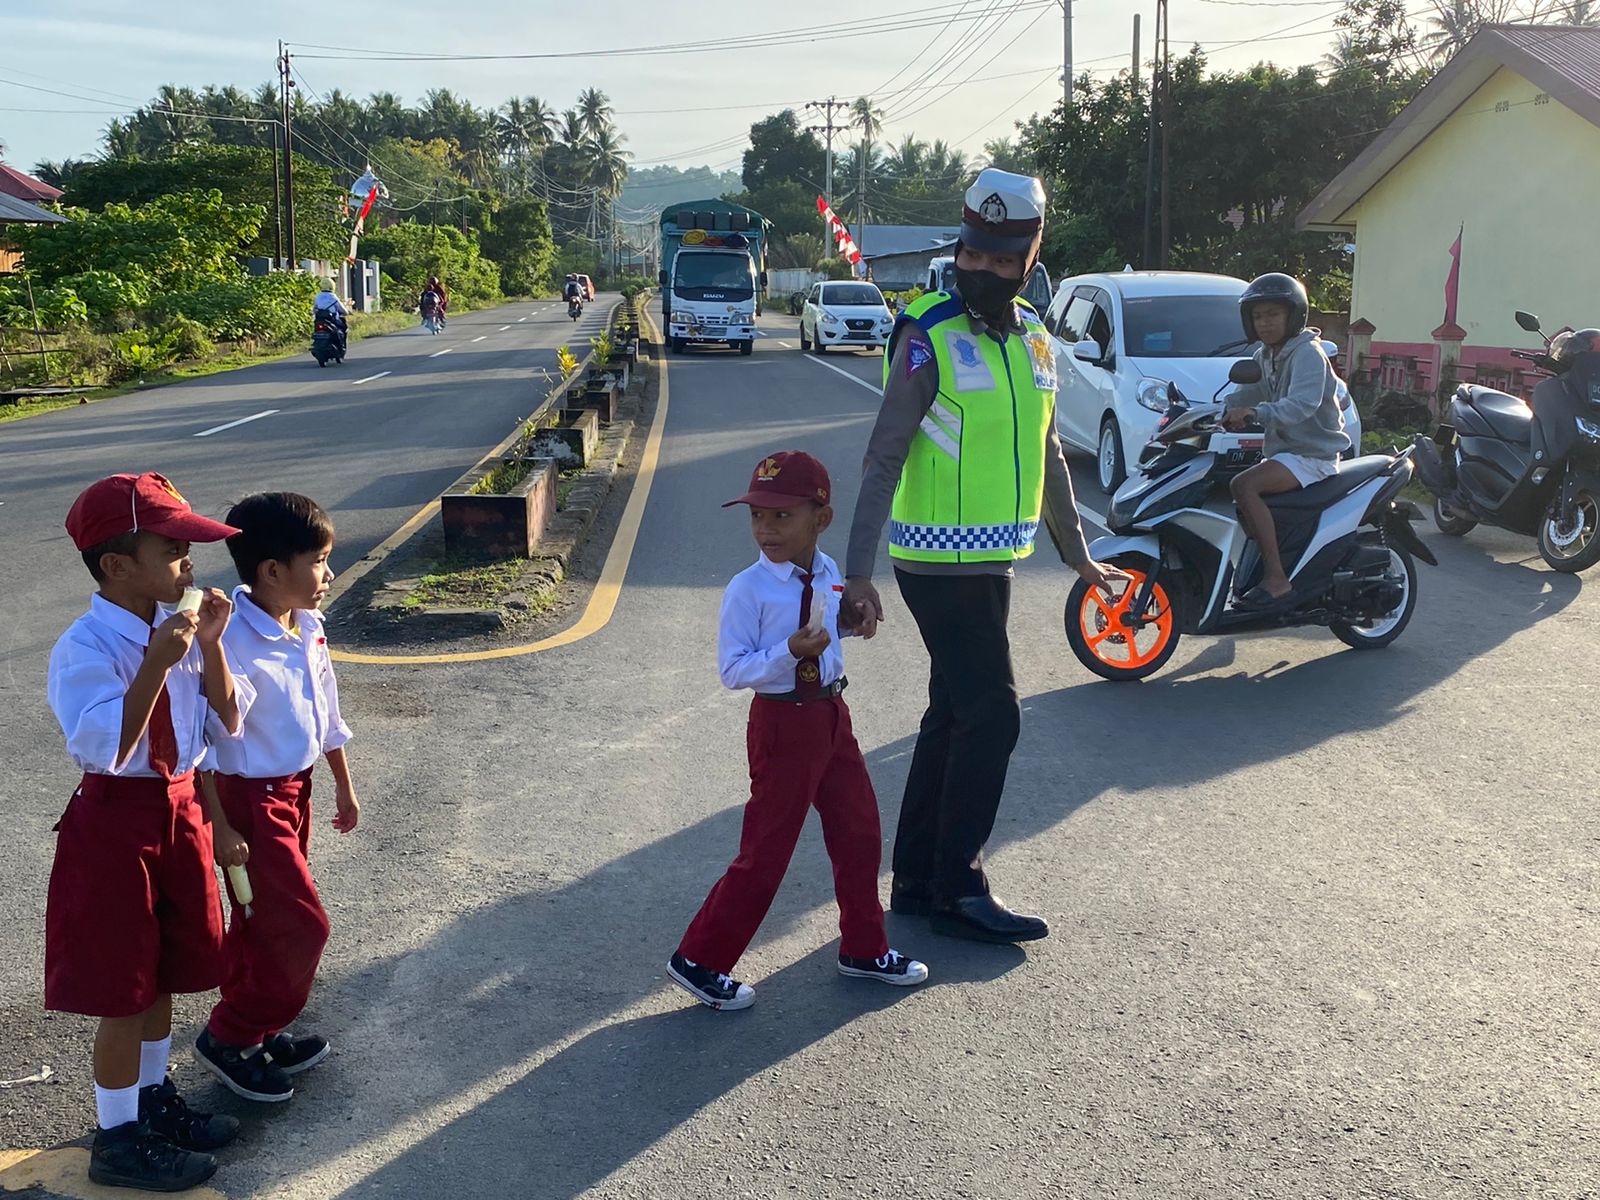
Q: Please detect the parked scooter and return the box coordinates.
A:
[1066,361,1435,681]
[311,315,346,366]
[1413,311,1600,572]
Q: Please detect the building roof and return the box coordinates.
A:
[0,162,64,203]
[1298,24,1600,231]
[0,192,66,225]
[850,224,960,260]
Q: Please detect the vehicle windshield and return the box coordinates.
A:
[674,253,754,297]
[1121,293,1244,358]
[823,284,883,306]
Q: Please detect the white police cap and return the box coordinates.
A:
[960,168,1047,254]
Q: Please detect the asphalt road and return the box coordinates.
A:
[3,312,1597,1198]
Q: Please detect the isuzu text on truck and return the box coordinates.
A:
[658,201,769,356]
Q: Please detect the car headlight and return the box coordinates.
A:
[821,313,841,327]
[878,314,894,326]
[1135,379,1169,413]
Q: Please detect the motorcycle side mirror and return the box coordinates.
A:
[1515,310,1542,333]
[1228,359,1263,385]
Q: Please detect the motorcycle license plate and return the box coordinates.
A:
[1225,439,1263,466]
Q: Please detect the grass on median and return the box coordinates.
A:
[402,553,562,624]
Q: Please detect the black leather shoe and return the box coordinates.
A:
[889,878,934,917]
[930,894,1049,943]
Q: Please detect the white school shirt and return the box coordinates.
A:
[207,588,352,779]
[47,593,252,777]
[719,551,847,695]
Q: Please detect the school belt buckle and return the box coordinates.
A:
[756,676,848,704]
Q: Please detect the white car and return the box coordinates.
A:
[799,281,895,353]
[1044,271,1363,493]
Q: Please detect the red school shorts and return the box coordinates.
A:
[45,772,225,1018]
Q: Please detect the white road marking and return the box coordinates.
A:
[518,317,528,323]
[801,354,1114,531]
[499,325,511,331]
[472,336,487,342]
[429,348,453,358]
[194,409,278,438]
[352,371,391,384]
[778,341,795,348]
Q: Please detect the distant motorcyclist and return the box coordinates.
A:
[313,279,347,354]
[419,285,443,331]
[426,275,449,327]
[563,274,583,303]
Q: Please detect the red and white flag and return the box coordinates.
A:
[816,195,862,264]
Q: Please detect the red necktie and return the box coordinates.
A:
[148,682,179,779]
[795,572,824,699]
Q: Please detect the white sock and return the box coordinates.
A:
[138,1036,172,1089]
[95,1082,140,1130]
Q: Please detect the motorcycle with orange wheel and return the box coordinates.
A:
[1065,360,1435,681]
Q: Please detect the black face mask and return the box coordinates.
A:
[954,266,1023,321]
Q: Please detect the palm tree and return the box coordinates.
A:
[584,124,631,265]
[1570,0,1599,23]
[848,96,886,246]
[102,119,140,160]
[361,91,409,143]
[1422,0,1514,63]
[576,88,614,141]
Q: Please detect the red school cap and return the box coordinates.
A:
[65,472,241,551]
[722,451,831,509]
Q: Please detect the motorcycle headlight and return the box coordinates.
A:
[1576,415,1600,441]
[821,312,841,327]
[1136,379,1169,413]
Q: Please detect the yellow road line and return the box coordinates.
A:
[330,333,669,666]
[1,1148,227,1198]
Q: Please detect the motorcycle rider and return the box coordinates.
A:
[426,275,449,327]
[564,274,583,306]
[1221,273,1351,608]
[418,284,442,331]
[312,279,348,357]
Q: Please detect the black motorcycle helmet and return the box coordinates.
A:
[1239,273,1309,342]
[1551,327,1600,373]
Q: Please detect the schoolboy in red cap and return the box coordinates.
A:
[47,472,252,1192]
[666,451,928,1011]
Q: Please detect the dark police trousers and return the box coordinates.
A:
[892,568,1022,902]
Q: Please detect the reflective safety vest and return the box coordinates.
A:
[882,291,1056,563]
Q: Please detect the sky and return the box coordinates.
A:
[2,0,1348,196]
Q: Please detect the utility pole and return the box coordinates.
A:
[270,112,284,267]
[805,96,849,213]
[1062,0,1074,107]
[1140,0,1170,269]
[1158,0,1171,268]
[1131,13,1141,91]
[278,42,297,269]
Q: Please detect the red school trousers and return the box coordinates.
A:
[207,769,331,1047]
[678,695,889,975]
[45,772,224,1018]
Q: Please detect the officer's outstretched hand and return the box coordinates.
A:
[1076,559,1133,598]
[788,626,832,659]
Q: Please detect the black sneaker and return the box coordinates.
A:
[838,948,930,987]
[89,1121,218,1192]
[264,1032,330,1076]
[139,1077,240,1152]
[194,1030,294,1103]
[667,951,755,1011]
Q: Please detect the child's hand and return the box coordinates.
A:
[213,823,250,869]
[146,612,199,671]
[787,626,832,659]
[332,785,360,834]
[195,588,233,646]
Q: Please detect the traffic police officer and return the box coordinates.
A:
[843,168,1125,943]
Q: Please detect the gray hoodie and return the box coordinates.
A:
[1225,328,1351,460]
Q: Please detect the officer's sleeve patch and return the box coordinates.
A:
[905,337,934,379]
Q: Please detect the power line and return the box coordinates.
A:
[288,1,1058,61]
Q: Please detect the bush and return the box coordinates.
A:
[151,272,318,344]
[479,197,557,296]
[110,329,178,382]
[157,314,215,361]
[362,222,501,306]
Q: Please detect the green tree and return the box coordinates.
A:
[740,111,823,193]
[480,196,557,294]
[362,221,501,304]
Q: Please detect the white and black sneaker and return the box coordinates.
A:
[264,1031,330,1076]
[667,951,755,1011]
[195,1029,294,1103]
[838,948,930,987]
